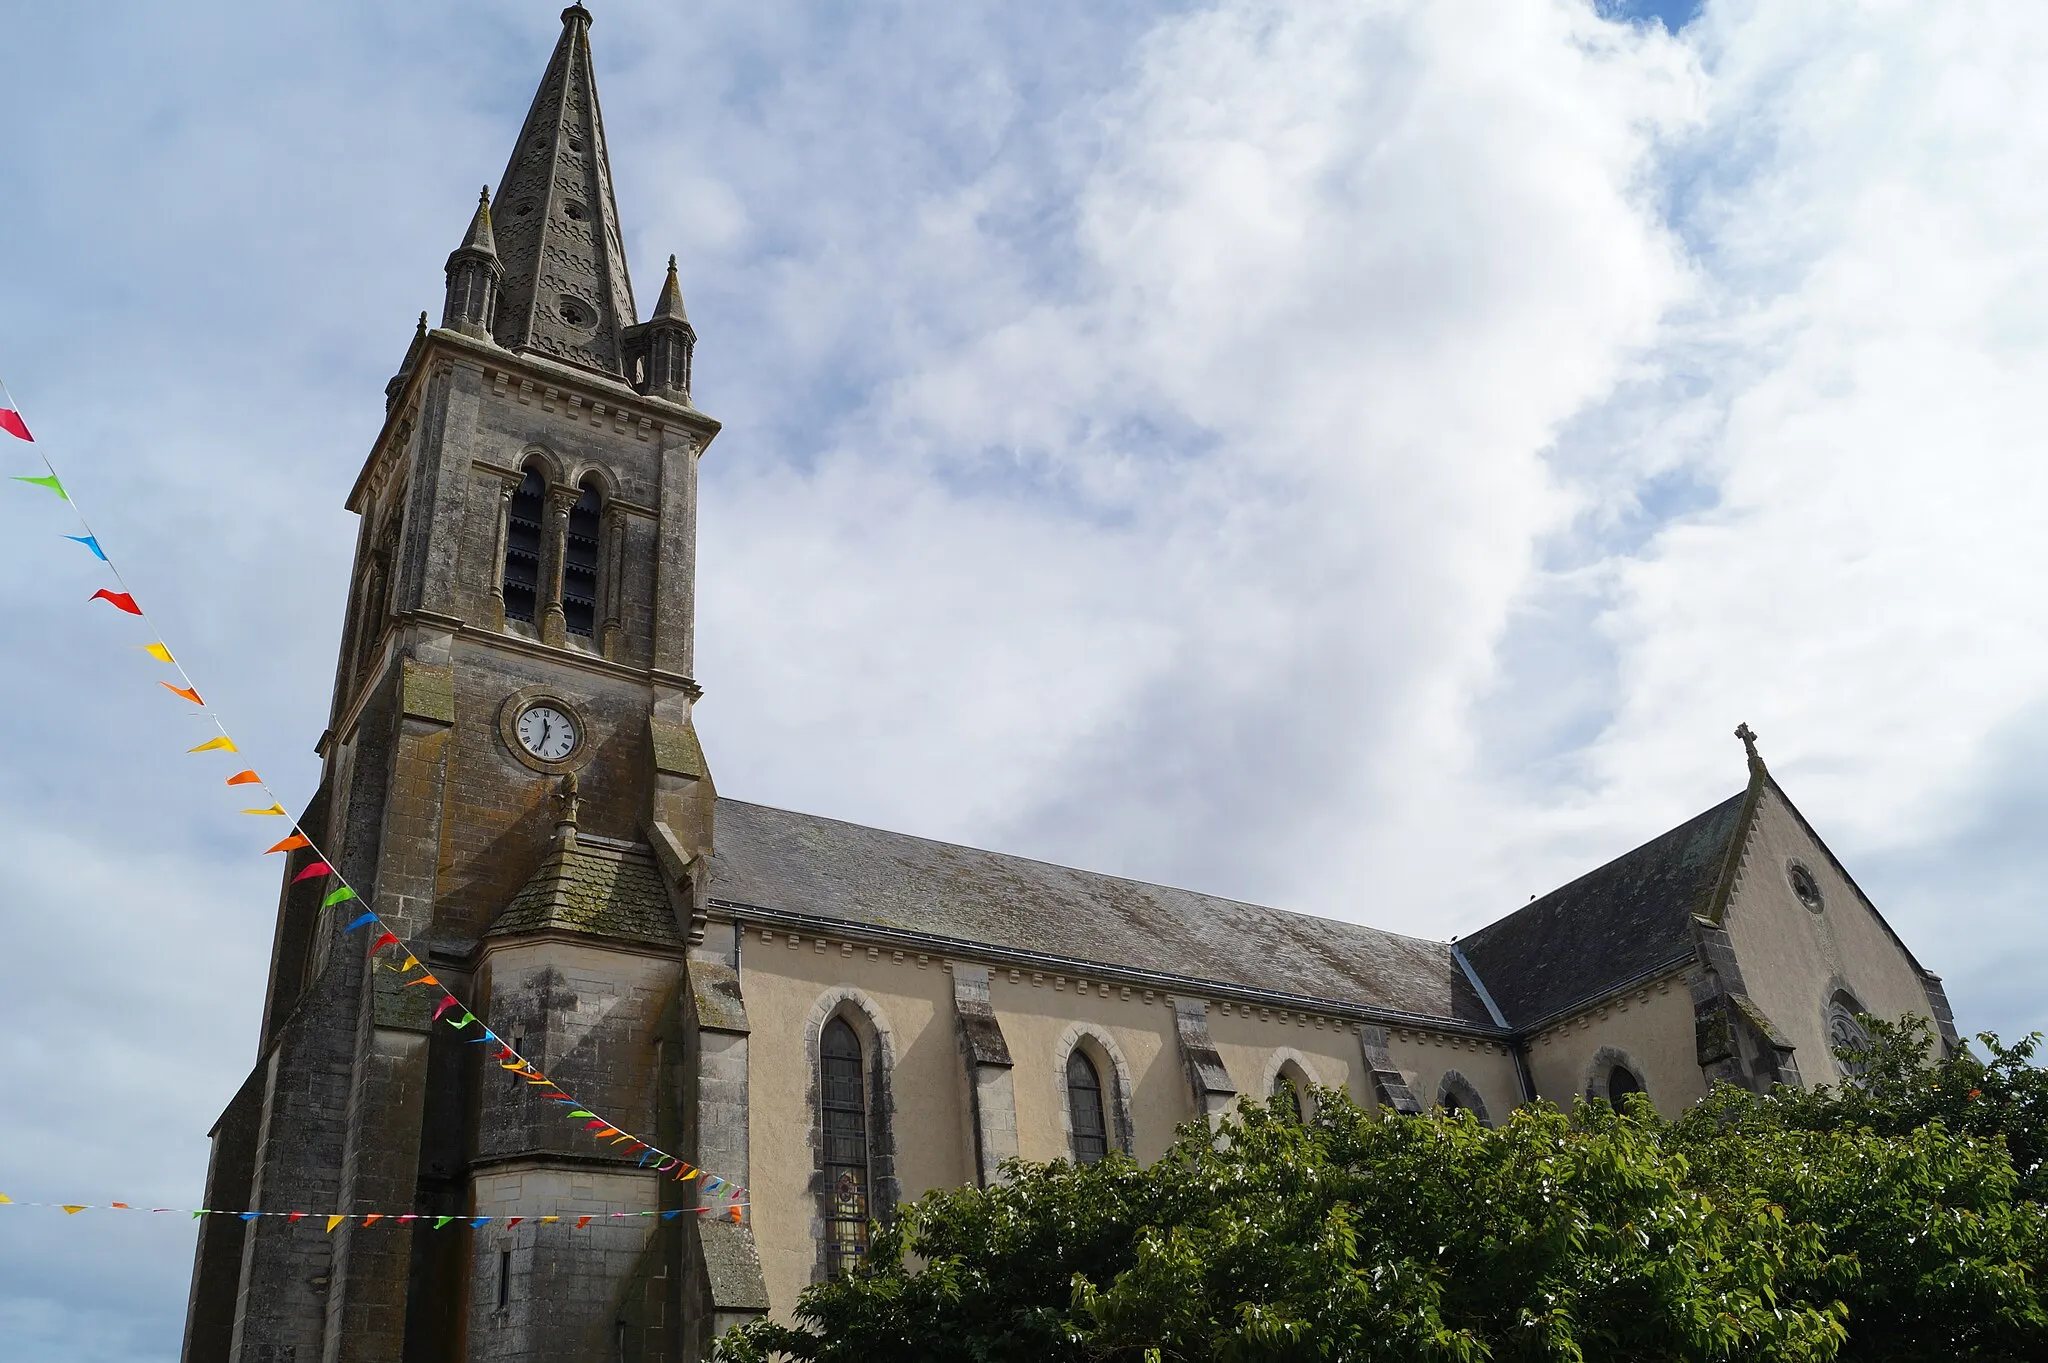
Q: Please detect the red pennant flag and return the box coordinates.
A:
[575,1216,593,1229]
[266,834,312,855]
[430,996,459,1023]
[0,406,32,442]
[366,931,400,956]
[160,682,204,705]
[506,1217,524,1228]
[288,1212,306,1224]
[91,589,142,615]
[584,1119,607,1131]
[227,770,262,786]
[290,861,333,883]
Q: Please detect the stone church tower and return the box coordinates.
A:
[182,10,1964,1362]
[184,8,735,1360]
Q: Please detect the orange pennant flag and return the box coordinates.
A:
[189,736,238,754]
[226,770,261,786]
[326,1215,346,1233]
[266,833,311,854]
[362,1214,383,1227]
[404,974,441,988]
[160,682,204,705]
[110,1202,130,1210]
[241,804,288,816]
[141,643,174,663]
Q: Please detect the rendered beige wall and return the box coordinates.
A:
[1524,973,1706,1116]
[1723,787,1938,1086]
[736,932,1560,1323]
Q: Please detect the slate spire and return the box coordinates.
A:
[489,3,638,376]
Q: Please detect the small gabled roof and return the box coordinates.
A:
[1458,790,1754,1027]
[707,798,1493,1024]
[486,837,682,949]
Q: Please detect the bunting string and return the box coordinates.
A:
[0,376,749,1209]
[0,1193,743,1229]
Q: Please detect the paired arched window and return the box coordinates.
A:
[819,1019,871,1275]
[501,469,545,624]
[562,481,602,637]
[1066,1050,1110,1164]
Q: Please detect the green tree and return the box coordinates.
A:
[722,1024,2048,1363]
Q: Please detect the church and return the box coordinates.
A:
[179,9,1961,1361]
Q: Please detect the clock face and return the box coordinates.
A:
[515,705,578,761]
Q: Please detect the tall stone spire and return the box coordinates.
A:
[489,3,638,376]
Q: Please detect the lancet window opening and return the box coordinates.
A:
[1271,1070,1304,1122]
[501,468,546,624]
[820,1018,872,1276]
[561,480,603,637]
[1066,1049,1110,1164]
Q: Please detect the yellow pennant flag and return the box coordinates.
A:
[326,1215,346,1233]
[189,736,238,753]
[0,1192,12,1204]
[539,1215,560,1224]
[62,1205,88,1215]
[241,804,288,816]
[140,643,174,663]
[400,955,419,972]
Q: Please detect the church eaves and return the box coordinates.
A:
[488,3,639,377]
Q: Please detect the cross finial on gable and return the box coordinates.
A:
[1734,722,1765,778]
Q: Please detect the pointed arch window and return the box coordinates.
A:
[562,481,602,638]
[501,470,545,624]
[1271,1071,1304,1123]
[1607,1066,1643,1103]
[1066,1050,1109,1164]
[820,1018,870,1275]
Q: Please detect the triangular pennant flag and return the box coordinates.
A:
[109,1202,130,1210]
[470,1217,491,1228]
[13,475,65,498]
[506,1217,523,1228]
[449,1012,476,1030]
[288,1211,306,1224]
[65,535,107,561]
[227,770,263,786]
[404,974,441,989]
[90,588,141,615]
[0,1193,12,1204]
[0,405,34,442]
[326,1215,346,1233]
[342,912,377,932]
[567,1110,596,1120]
[539,1216,559,1224]
[241,804,288,816]
[430,996,460,1023]
[323,887,357,908]
[726,1206,742,1223]
[400,955,419,972]
[264,832,308,853]
[366,931,400,957]
[192,735,240,754]
[62,1205,87,1215]
[239,1212,260,1222]
[161,682,205,705]
[291,861,333,883]
[662,1210,681,1221]
[584,1119,608,1131]
[575,1216,593,1229]
[142,642,174,663]
[362,1214,383,1227]
[397,1215,417,1224]
[434,1216,454,1230]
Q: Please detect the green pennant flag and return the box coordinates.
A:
[434,1215,454,1230]
[11,474,66,500]
[322,886,357,908]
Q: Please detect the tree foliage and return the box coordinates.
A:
[722,1023,2047,1363]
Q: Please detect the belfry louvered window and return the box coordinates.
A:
[502,470,545,623]
[820,1019,870,1275]
[1067,1049,1109,1164]
[562,482,602,637]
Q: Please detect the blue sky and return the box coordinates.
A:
[4,1,2048,1358]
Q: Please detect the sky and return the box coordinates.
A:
[1,0,2045,1357]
